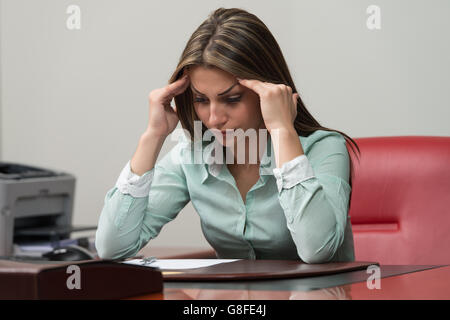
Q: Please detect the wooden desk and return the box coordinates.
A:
[137,246,216,259]
[341,265,450,300]
[130,265,450,300]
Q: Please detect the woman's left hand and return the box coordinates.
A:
[237,78,299,133]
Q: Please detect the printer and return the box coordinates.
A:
[0,161,87,256]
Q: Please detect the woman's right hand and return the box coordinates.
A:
[145,73,190,137]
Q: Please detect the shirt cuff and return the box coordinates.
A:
[115,160,154,198]
[272,154,315,192]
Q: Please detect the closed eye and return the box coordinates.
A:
[227,96,241,103]
[193,97,207,103]
[194,95,242,104]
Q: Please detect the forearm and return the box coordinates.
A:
[131,130,167,176]
[95,188,152,259]
[280,179,344,263]
[270,127,304,168]
[96,142,191,260]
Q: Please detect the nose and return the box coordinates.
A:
[208,102,227,128]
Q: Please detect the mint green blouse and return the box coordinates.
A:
[95,130,355,263]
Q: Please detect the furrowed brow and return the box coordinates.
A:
[191,82,239,96]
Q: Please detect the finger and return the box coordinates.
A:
[236,78,267,96]
[163,75,190,100]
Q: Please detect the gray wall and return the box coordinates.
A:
[1,0,449,249]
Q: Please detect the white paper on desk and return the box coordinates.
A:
[122,259,240,270]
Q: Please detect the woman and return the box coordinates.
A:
[95,8,360,263]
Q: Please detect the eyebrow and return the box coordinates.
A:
[191,82,239,96]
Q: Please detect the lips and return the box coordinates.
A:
[211,129,234,139]
[220,130,234,138]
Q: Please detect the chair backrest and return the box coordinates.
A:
[347,136,450,265]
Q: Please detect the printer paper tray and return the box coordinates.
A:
[15,225,97,237]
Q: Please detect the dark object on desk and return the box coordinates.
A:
[15,225,97,240]
[162,260,379,281]
[42,245,95,261]
[0,163,58,180]
[0,259,163,299]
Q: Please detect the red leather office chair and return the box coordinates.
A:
[347,136,450,265]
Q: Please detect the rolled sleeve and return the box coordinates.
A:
[272,154,315,192]
[115,160,154,198]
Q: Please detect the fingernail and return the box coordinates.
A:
[236,77,242,81]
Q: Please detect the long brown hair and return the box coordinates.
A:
[169,7,360,184]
